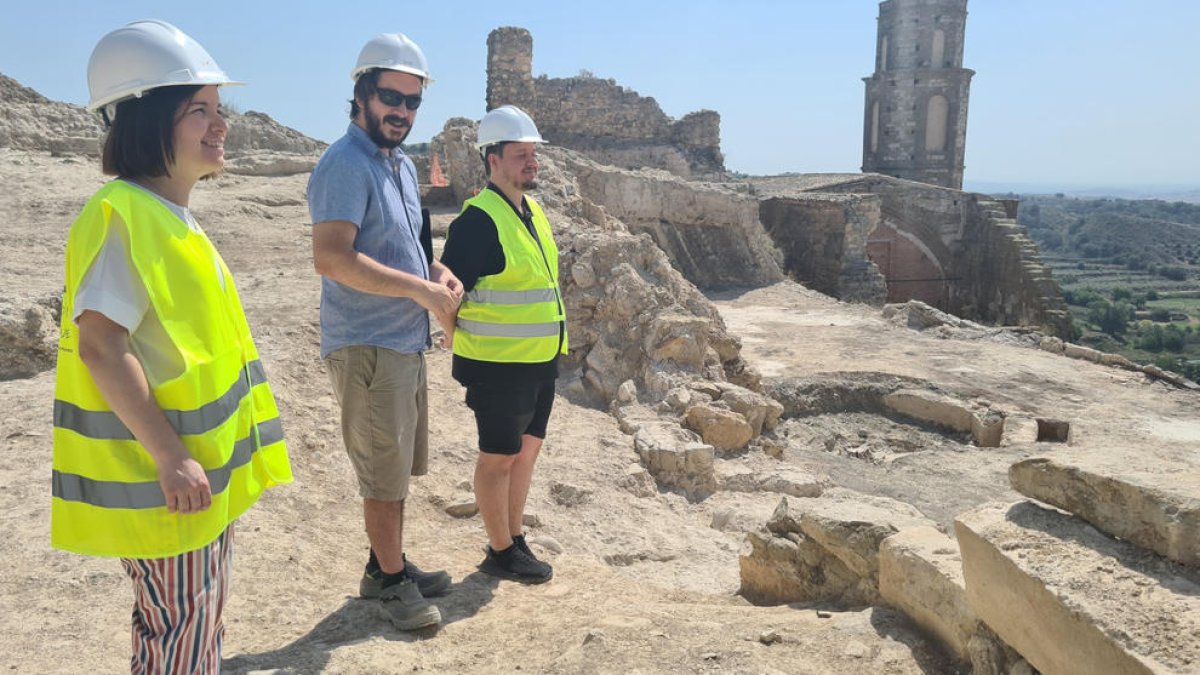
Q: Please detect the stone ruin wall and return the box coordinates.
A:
[758,194,889,305]
[436,118,783,293]
[787,175,1070,337]
[486,27,725,180]
[558,153,783,290]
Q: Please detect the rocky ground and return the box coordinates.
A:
[1,143,1197,674]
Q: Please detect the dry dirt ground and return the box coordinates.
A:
[2,150,1197,674]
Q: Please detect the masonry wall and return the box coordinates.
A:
[759,195,888,304]
[812,176,1070,335]
[749,174,1070,335]
[552,151,783,289]
[486,27,725,180]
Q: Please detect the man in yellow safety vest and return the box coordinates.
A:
[439,105,567,584]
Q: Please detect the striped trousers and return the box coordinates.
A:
[119,525,234,675]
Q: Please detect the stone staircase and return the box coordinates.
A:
[974,197,1072,338]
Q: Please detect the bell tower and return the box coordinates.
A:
[862,0,973,189]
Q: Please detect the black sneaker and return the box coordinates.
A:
[361,552,452,598]
[478,543,553,584]
[512,534,553,578]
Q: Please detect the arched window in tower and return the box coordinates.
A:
[880,35,889,71]
[870,101,880,153]
[932,30,946,67]
[925,95,949,153]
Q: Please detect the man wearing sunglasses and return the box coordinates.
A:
[307,32,461,632]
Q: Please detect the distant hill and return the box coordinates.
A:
[1013,194,1200,272]
[970,181,1200,204]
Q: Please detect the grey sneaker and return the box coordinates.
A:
[479,543,553,584]
[360,554,452,599]
[379,577,441,631]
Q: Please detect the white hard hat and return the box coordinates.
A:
[87,19,243,113]
[351,33,433,85]
[476,105,546,151]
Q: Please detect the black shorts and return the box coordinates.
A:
[465,379,555,455]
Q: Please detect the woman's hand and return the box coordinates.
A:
[157,454,213,513]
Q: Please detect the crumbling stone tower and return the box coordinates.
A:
[862,0,973,189]
[484,26,725,179]
[486,27,535,112]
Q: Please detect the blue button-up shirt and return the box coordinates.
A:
[307,123,430,358]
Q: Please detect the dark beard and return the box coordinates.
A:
[365,107,410,149]
[520,179,538,191]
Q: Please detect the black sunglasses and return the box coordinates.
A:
[374,87,422,110]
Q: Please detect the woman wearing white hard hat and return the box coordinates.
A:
[52,19,292,672]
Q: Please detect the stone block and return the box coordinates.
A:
[1063,343,1102,362]
[1038,336,1065,354]
[617,463,657,498]
[755,468,831,498]
[999,416,1039,446]
[884,389,975,434]
[795,488,936,581]
[683,403,753,451]
[738,529,873,606]
[716,384,785,436]
[714,461,758,492]
[644,314,710,367]
[956,501,1200,675]
[1010,456,1200,567]
[879,526,975,662]
[633,424,715,498]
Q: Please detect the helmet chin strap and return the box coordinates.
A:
[101,104,116,129]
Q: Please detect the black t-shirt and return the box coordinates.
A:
[440,184,561,385]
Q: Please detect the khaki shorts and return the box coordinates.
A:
[325,346,428,501]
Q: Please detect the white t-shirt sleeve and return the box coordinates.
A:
[72,212,151,332]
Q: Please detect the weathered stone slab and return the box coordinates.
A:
[956,501,1200,675]
[755,468,831,498]
[884,389,975,434]
[715,464,830,498]
[879,526,975,662]
[795,488,937,580]
[1010,455,1200,567]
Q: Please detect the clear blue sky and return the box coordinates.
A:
[2,1,1197,188]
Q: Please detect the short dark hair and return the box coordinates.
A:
[480,141,511,177]
[349,69,383,119]
[101,85,202,179]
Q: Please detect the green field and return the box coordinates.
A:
[1021,198,1200,381]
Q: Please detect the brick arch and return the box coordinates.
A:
[866,220,948,307]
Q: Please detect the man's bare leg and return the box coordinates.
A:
[364,498,405,573]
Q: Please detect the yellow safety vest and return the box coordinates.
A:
[52,180,292,559]
[452,190,568,363]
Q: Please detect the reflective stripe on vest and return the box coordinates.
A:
[465,288,559,304]
[53,418,284,509]
[54,360,268,440]
[456,318,560,338]
[52,180,292,559]
[451,189,568,364]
